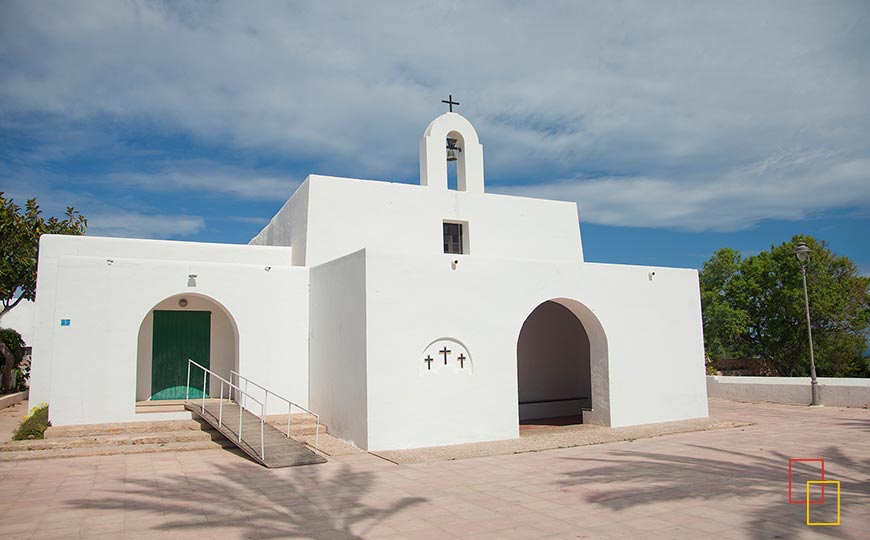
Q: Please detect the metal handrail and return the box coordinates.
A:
[230,370,320,455]
[186,360,266,460]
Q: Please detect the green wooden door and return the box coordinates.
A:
[151,310,211,400]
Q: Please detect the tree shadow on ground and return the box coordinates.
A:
[560,444,868,540]
[66,449,426,539]
[832,417,870,433]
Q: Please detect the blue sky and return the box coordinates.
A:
[2,1,868,272]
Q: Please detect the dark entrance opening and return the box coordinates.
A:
[517,301,592,422]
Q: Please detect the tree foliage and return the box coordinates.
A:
[1,193,87,391]
[0,193,87,320]
[0,328,26,393]
[700,236,870,378]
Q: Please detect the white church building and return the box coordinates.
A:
[28,112,709,451]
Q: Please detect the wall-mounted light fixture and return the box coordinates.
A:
[187,274,197,287]
[648,271,656,281]
[265,266,271,272]
[106,259,114,266]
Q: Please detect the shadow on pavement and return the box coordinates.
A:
[559,444,868,540]
[66,458,426,539]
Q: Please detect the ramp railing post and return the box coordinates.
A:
[219,380,224,429]
[201,371,206,413]
[243,379,249,412]
[185,360,191,402]
[261,402,265,460]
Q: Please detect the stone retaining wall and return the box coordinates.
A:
[706,376,869,408]
[0,390,28,411]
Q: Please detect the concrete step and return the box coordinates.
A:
[264,413,328,437]
[45,418,209,439]
[0,438,238,462]
[1,429,226,452]
[266,420,327,436]
[13,407,331,463]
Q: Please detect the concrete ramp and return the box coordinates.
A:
[187,401,326,468]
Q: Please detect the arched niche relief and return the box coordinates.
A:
[420,337,473,376]
[419,113,485,193]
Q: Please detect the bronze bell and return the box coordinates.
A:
[446,138,462,162]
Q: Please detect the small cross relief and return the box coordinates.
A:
[421,339,472,375]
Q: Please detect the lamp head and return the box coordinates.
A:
[793,241,810,264]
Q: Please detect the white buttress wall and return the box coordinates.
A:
[309,250,368,448]
[580,262,709,427]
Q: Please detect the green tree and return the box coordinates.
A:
[700,236,870,378]
[0,328,26,392]
[0,193,87,391]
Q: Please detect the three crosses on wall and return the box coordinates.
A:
[424,346,467,370]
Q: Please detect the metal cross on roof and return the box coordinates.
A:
[441,94,460,112]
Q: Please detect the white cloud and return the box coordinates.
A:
[108,161,300,201]
[87,212,205,239]
[1,1,868,231]
[497,156,870,231]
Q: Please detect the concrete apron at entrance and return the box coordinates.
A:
[372,414,750,464]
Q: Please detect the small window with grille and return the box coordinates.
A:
[443,221,466,254]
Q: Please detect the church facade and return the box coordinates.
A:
[28,112,709,451]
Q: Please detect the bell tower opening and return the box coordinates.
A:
[446,132,464,190]
[419,102,485,193]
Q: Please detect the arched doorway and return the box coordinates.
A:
[517,299,610,426]
[136,293,239,402]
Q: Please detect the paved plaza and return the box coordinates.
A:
[0,399,866,540]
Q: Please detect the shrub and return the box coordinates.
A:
[13,403,50,440]
[1,327,26,392]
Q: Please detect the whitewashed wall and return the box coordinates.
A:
[309,250,368,448]
[30,235,309,425]
[249,180,310,266]
[360,249,708,451]
[252,174,584,269]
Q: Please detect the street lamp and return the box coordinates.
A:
[793,241,819,406]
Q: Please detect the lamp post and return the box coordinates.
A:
[793,242,819,406]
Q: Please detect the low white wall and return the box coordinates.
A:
[707,376,870,408]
